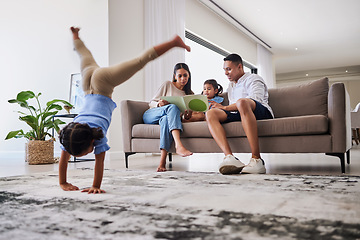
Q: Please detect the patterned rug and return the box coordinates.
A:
[1,168,359,240]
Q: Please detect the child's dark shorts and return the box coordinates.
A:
[222,99,273,123]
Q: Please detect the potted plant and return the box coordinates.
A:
[5,91,72,164]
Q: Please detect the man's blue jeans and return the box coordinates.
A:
[143,104,183,151]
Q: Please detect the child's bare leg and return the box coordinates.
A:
[88,35,190,98]
[158,149,168,172]
[70,26,99,95]
[70,27,80,40]
[171,129,193,157]
[154,35,191,56]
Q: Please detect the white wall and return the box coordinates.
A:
[107,0,145,160]
[0,0,108,160]
[276,65,360,109]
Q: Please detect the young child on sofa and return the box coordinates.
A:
[183,79,224,122]
[58,27,191,194]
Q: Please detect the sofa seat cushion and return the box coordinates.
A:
[132,115,328,138]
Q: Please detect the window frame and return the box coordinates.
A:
[185,30,258,74]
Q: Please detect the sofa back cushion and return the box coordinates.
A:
[220,77,329,118]
[269,77,329,118]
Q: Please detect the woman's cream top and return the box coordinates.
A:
[149,81,186,108]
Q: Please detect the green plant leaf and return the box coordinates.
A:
[41,111,59,120]
[19,115,38,130]
[47,104,62,111]
[53,118,66,125]
[44,118,65,128]
[17,110,27,115]
[9,99,36,112]
[47,99,73,108]
[28,105,36,112]
[17,91,35,101]
[8,99,18,104]
[8,99,25,105]
[48,118,65,134]
[26,130,36,140]
[5,130,24,140]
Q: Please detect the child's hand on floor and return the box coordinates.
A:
[81,186,106,194]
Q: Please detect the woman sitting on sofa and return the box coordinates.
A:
[143,63,194,172]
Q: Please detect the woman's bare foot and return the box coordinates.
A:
[157,166,167,172]
[173,35,191,52]
[176,145,193,157]
[70,26,80,40]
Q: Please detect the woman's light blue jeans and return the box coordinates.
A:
[143,104,183,151]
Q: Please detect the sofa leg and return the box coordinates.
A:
[168,153,173,169]
[346,150,350,164]
[326,153,345,173]
[125,152,136,168]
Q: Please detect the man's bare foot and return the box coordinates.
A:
[70,26,80,40]
[173,35,191,52]
[157,166,167,172]
[176,146,193,157]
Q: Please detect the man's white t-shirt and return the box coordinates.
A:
[227,72,274,117]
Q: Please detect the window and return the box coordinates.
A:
[185,30,256,94]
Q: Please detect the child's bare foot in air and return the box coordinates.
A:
[176,145,193,157]
[70,26,80,40]
[173,35,191,52]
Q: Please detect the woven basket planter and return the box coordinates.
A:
[26,140,54,165]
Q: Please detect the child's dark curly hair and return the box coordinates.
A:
[59,122,104,156]
[204,79,223,96]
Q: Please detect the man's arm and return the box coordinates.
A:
[247,79,267,103]
[81,151,106,194]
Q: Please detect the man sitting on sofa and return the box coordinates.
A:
[206,53,274,174]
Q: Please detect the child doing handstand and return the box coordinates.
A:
[58,27,191,194]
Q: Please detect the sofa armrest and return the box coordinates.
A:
[328,82,352,152]
[121,100,149,152]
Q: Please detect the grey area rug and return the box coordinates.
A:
[0,168,359,240]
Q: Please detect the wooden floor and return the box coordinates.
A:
[1,144,359,178]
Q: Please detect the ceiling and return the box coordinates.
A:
[205,0,360,74]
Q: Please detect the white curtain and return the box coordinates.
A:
[144,0,186,101]
[257,44,275,89]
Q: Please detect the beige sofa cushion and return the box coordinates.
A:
[132,115,328,138]
[268,77,329,118]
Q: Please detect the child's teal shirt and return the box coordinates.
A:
[208,96,224,108]
[61,94,117,155]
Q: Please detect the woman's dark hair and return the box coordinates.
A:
[59,122,104,156]
[172,63,194,95]
[204,79,223,96]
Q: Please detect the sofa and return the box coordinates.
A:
[121,78,352,173]
[351,105,360,145]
